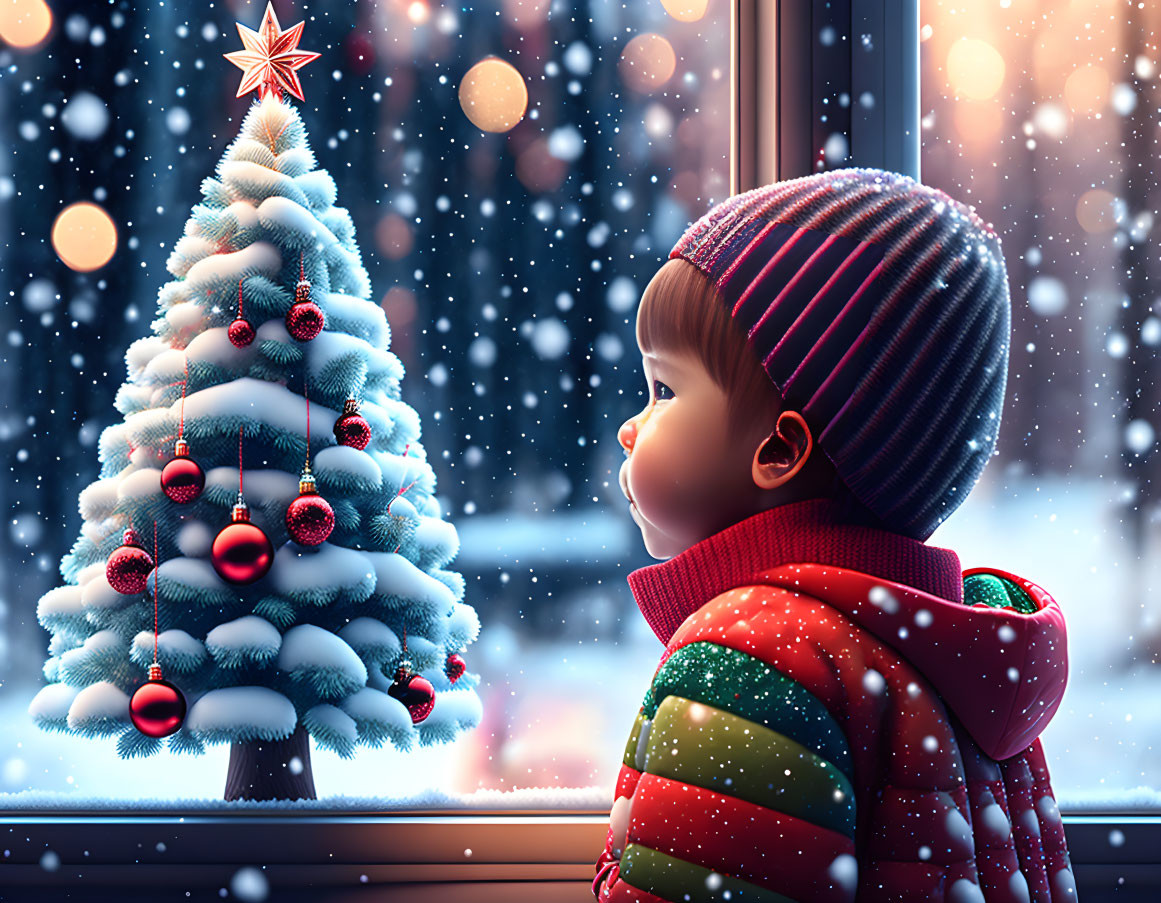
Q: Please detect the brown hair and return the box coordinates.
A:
[635,258,892,532]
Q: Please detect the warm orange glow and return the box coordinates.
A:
[1075,188,1118,233]
[406,1,429,25]
[953,102,1003,148]
[946,38,1004,100]
[660,0,709,22]
[51,202,117,272]
[458,57,528,133]
[619,33,677,93]
[0,0,52,49]
[1063,64,1109,115]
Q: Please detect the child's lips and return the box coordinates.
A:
[618,464,635,507]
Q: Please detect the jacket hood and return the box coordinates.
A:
[755,561,1068,761]
[626,498,1069,762]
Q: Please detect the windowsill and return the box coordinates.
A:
[1,809,1158,901]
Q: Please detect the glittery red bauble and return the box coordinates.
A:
[388,666,435,724]
[228,316,256,347]
[286,301,324,341]
[129,674,186,738]
[286,492,334,546]
[445,653,466,684]
[334,399,371,450]
[212,507,273,585]
[161,447,205,504]
[335,414,370,449]
[106,528,154,595]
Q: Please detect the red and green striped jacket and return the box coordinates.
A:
[594,502,1073,902]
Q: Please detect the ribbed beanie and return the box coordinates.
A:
[670,167,1010,542]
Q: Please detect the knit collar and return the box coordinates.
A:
[626,497,964,645]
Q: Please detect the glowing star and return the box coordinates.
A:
[223,2,320,102]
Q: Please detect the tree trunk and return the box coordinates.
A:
[224,724,317,801]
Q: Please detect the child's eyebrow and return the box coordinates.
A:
[643,350,684,374]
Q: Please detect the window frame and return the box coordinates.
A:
[3,3,1157,898]
[0,811,1156,898]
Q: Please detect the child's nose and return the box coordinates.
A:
[618,416,637,453]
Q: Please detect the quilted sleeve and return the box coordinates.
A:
[593,654,669,900]
[597,639,859,902]
[591,759,642,898]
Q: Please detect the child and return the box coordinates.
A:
[593,168,1075,902]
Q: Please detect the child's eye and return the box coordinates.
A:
[652,380,674,401]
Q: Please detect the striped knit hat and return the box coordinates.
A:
[670,167,1010,543]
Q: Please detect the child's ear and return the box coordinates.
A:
[752,410,814,490]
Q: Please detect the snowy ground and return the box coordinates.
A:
[1,470,1159,811]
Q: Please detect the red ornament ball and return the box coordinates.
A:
[129,669,186,738]
[161,441,205,504]
[106,529,155,595]
[286,493,334,546]
[334,399,371,450]
[286,301,324,341]
[228,316,256,348]
[388,666,435,724]
[212,504,274,585]
[445,652,466,684]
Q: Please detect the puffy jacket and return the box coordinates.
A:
[594,499,1075,902]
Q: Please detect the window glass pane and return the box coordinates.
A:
[0,1,727,803]
[919,3,1160,811]
[2,0,1154,817]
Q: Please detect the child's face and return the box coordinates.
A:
[617,345,762,559]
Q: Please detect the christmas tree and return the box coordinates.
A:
[27,4,482,801]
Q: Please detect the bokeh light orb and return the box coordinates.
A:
[1064,64,1109,115]
[620,33,677,93]
[51,202,117,272]
[644,102,675,139]
[1033,102,1069,140]
[1075,188,1119,234]
[0,0,52,49]
[516,138,567,193]
[381,286,417,327]
[459,57,528,133]
[502,0,550,30]
[406,1,430,25]
[376,212,414,260]
[946,38,1004,101]
[661,0,709,22]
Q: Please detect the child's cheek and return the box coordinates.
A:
[630,409,705,525]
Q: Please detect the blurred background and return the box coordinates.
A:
[0,0,1159,810]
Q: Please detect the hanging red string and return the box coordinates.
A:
[178,356,189,440]
[152,519,159,665]
[299,252,305,283]
[237,277,245,319]
[391,443,420,555]
[238,425,244,497]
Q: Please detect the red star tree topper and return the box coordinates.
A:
[224,1,320,102]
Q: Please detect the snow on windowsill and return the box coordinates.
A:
[0,785,613,812]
